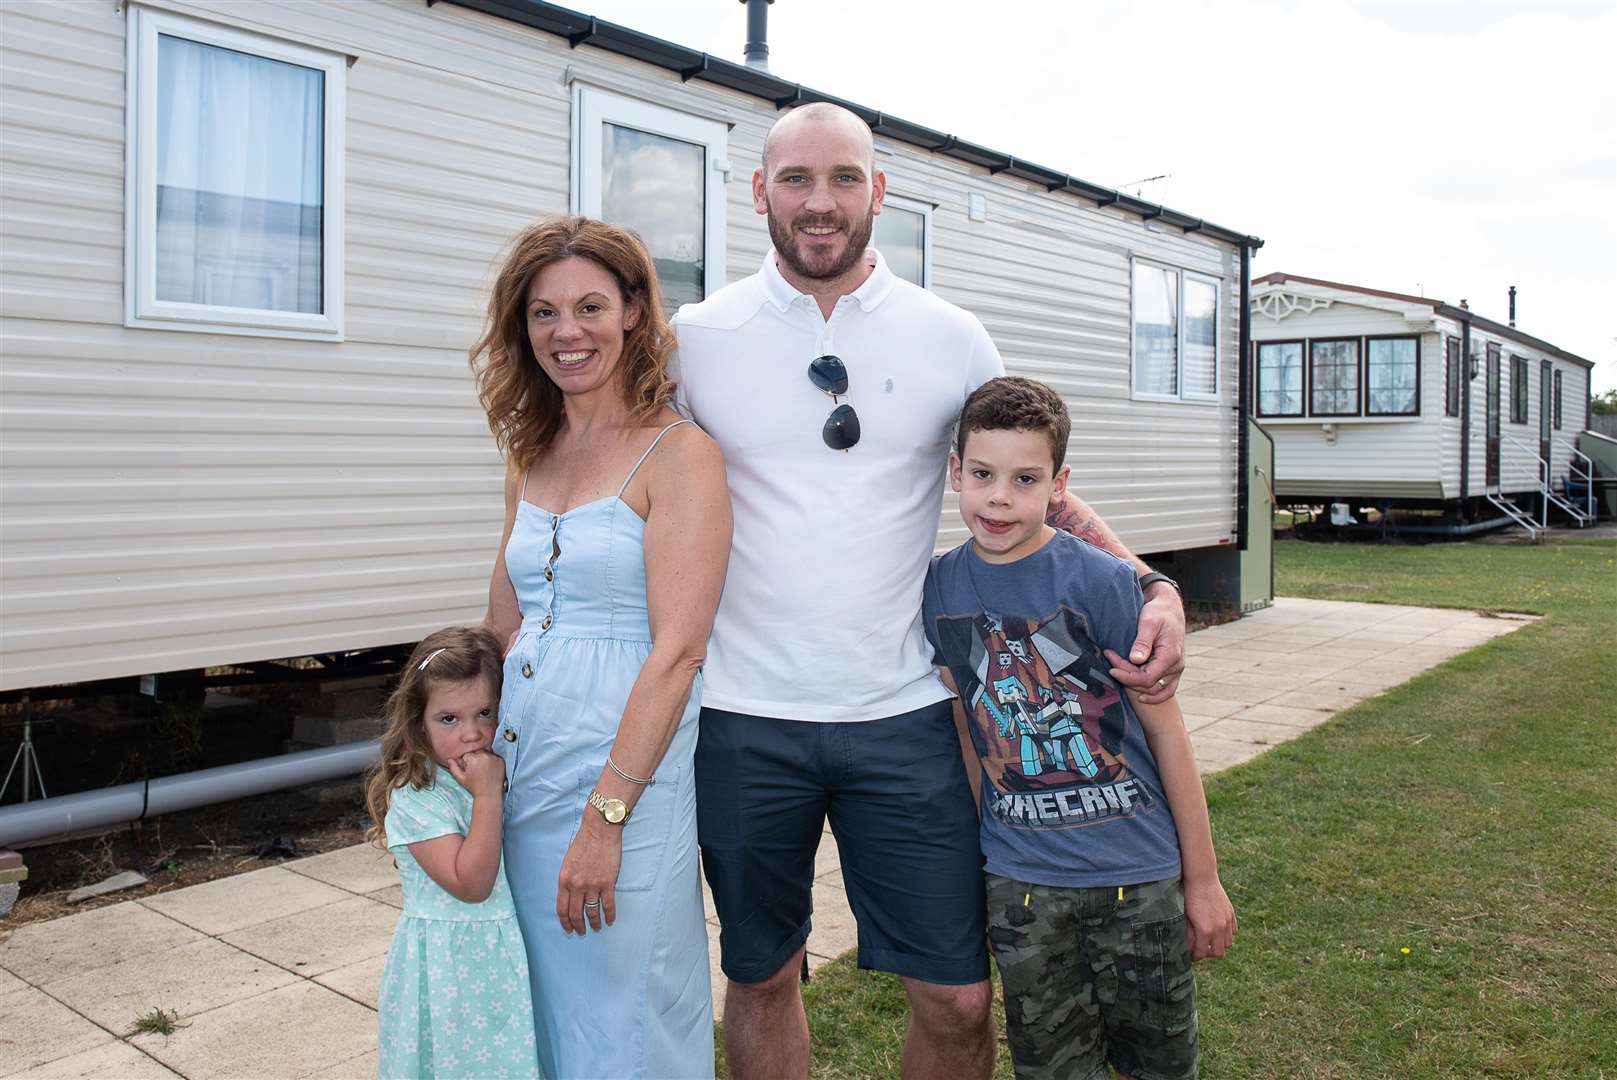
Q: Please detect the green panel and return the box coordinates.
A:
[1576,432,1617,516]
[1241,419,1275,612]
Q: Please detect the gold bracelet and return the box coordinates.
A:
[607,754,655,786]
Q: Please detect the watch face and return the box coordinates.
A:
[603,799,627,824]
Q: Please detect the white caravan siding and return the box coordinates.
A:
[0,0,1242,690]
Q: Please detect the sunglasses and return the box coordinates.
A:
[808,354,860,451]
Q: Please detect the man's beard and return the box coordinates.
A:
[767,201,876,283]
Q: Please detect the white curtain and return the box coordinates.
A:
[155,34,324,313]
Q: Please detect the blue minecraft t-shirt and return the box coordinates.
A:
[922,531,1181,888]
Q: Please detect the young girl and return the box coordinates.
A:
[365,626,540,1080]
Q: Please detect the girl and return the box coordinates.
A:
[365,626,540,1080]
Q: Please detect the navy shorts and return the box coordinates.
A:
[695,701,989,986]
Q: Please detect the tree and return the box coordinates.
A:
[1594,388,1617,416]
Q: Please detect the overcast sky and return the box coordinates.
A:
[570,0,1616,393]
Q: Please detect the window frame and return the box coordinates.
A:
[1444,336,1461,417]
[1363,334,1421,417]
[1128,256,1222,405]
[1553,369,1564,430]
[872,191,933,289]
[124,6,346,340]
[1254,338,1306,419]
[1307,336,1362,418]
[1509,355,1529,424]
[571,86,728,303]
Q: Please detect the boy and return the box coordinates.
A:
[922,377,1236,1080]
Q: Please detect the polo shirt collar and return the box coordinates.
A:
[759,247,898,314]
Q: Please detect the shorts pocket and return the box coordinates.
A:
[577,760,679,893]
[1134,912,1196,1033]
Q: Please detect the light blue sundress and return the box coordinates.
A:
[494,419,714,1080]
[379,768,541,1080]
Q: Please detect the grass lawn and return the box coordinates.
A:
[718,537,1616,1078]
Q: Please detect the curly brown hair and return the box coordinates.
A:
[363,626,505,849]
[956,376,1072,471]
[469,216,677,469]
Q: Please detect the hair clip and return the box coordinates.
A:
[417,647,448,671]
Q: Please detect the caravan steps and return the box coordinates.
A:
[1486,492,1540,541]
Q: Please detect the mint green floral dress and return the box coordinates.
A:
[379,768,541,1080]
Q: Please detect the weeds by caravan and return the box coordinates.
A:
[1248,273,1604,535]
[1,0,1271,700]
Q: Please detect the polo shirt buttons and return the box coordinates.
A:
[521,662,533,678]
[544,567,553,582]
[503,727,516,742]
[541,616,552,630]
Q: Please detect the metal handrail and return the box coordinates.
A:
[1569,447,1597,521]
[1498,431,1550,527]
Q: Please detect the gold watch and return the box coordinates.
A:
[587,789,629,826]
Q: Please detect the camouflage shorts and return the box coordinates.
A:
[986,874,1197,1080]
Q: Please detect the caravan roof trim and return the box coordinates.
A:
[431,0,1263,251]
[1254,272,1593,369]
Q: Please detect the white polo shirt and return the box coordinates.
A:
[672,249,1004,723]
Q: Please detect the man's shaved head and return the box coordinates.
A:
[761,102,875,177]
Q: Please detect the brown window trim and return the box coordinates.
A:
[1509,354,1529,424]
[1307,337,1361,417]
[1364,334,1421,417]
[1255,339,1306,418]
[1553,369,1563,430]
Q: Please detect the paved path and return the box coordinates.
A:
[0,599,1534,1078]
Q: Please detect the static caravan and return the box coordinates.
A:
[1,0,1270,700]
[1249,274,1598,537]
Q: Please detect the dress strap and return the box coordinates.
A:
[518,466,529,505]
[616,419,695,499]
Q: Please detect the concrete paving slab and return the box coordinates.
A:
[223,896,397,978]
[1188,681,1284,707]
[806,880,857,965]
[1189,733,1260,773]
[0,902,202,986]
[1200,717,1309,748]
[284,845,398,896]
[706,924,725,1023]
[1171,695,1247,721]
[0,966,25,994]
[44,936,298,1032]
[813,828,843,882]
[0,987,114,1076]
[366,885,403,909]
[1233,703,1335,729]
[130,980,375,1080]
[1269,687,1368,712]
[306,1049,379,1080]
[5,1039,180,1079]
[141,866,352,936]
[313,953,386,1010]
[1180,713,1223,734]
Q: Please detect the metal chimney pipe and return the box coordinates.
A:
[740,0,773,70]
[1508,285,1516,327]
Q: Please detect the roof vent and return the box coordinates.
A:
[740,0,773,71]
[1508,285,1517,328]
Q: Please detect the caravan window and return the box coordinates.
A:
[873,194,932,288]
[1444,337,1461,417]
[1130,260,1220,403]
[1256,341,1304,417]
[1365,336,1419,416]
[574,89,728,313]
[1309,339,1360,416]
[125,8,345,337]
[1553,370,1563,429]
[1510,356,1529,423]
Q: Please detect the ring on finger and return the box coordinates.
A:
[582,897,601,909]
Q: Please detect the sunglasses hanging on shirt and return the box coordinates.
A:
[808,354,860,452]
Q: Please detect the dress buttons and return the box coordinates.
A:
[544,567,553,582]
[541,616,552,630]
[521,662,533,678]
[503,728,516,742]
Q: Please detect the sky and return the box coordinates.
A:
[565,0,1617,393]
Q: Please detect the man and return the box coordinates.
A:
[671,102,1186,1080]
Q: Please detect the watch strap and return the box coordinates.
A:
[587,789,630,825]
[1137,571,1180,595]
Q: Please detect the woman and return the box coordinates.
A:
[472,216,731,1079]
